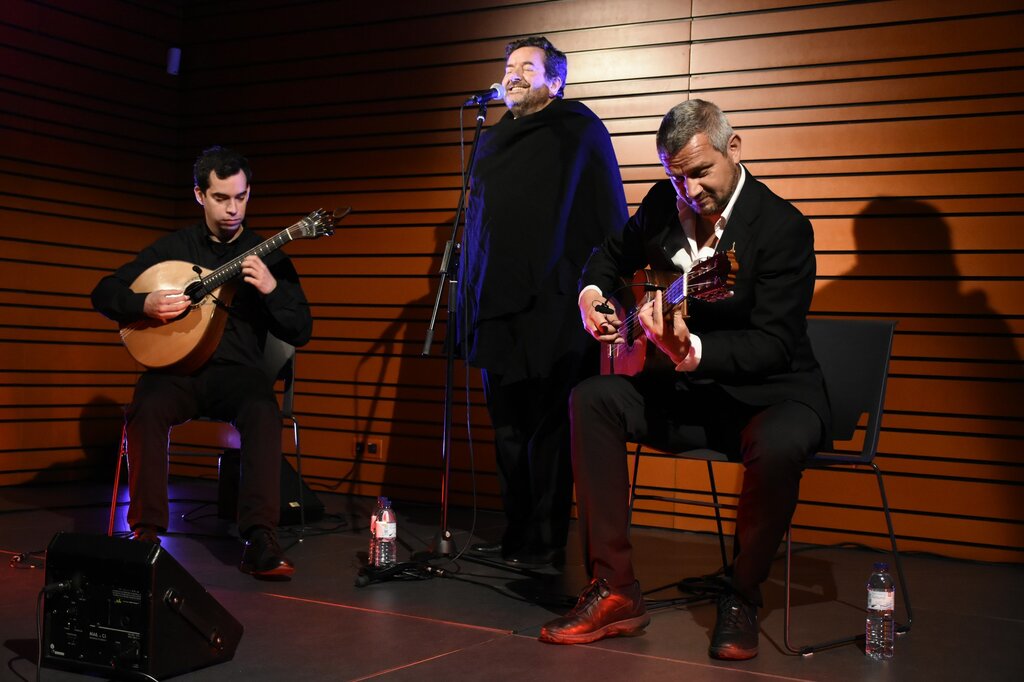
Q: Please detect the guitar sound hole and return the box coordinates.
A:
[183,281,206,305]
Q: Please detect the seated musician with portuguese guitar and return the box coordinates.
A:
[92,145,337,578]
[538,100,831,660]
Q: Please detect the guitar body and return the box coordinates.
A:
[600,270,679,376]
[599,251,738,377]
[119,260,237,374]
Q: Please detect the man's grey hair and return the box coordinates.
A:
[656,99,734,157]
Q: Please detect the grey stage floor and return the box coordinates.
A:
[1,479,1021,681]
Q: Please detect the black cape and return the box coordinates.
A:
[458,98,627,383]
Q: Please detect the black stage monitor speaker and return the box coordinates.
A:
[217,450,325,525]
[42,532,243,680]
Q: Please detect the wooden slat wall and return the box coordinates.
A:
[1,0,1021,563]
[0,0,183,482]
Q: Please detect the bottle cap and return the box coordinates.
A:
[873,561,889,571]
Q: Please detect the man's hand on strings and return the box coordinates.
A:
[579,288,623,344]
[638,289,691,364]
[241,255,277,295]
[143,289,190,322]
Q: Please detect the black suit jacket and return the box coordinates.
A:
[581,171,830,429]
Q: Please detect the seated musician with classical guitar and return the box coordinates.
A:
[538,100,831,660]
[92,146,313,578]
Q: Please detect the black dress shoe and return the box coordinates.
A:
[709,592,759,660]
[539,578,649,645]
[240,527,294,579]
[130,525,161,544]
[468,542,504,557]
[504,546,565,569]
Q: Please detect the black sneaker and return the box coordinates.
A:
[709,592,759,660]
[467,542,505,558]
[240,527,294,579]
[130,525,161,544]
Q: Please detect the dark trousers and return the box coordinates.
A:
[481,356,588,553]
[125,363,282,536]
[570,371,823,605]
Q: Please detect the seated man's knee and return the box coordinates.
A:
[741,406,820,471]
[126,394,178,429]
[235,397,280,426]
[569,375,618,420]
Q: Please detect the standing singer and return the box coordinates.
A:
[459,36,628,568]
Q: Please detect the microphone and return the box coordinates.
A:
[464,83,506,106]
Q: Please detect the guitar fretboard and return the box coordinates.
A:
[194,224,300,296]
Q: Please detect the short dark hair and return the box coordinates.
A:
[192,146,252,192]
[656,100,734,158]
[504,36,567,98]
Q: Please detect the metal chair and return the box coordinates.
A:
[107,333,306,536]
[628,318,913,655]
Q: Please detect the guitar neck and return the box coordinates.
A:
[660,276,689,314]
[199,223,300,292]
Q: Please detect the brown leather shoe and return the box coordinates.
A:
[539,578,649,644]
[240,527,294,579]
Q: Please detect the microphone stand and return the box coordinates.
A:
[420,99,491,557]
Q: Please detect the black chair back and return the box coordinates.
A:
[806,318,896,465]
[261,334,296,418]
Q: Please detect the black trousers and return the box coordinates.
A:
[124,363,282,536]
[570,371,823,605]
[481,353,591,553]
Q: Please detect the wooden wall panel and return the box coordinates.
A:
[0,0,181,486]
[1,0,1021,564]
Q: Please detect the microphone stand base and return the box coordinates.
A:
[430,528,457,558]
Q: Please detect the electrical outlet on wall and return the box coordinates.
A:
[353,436,386,461]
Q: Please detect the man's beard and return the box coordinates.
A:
[692,167,740,215]
[507,86,550,118]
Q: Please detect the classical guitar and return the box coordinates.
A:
[119,207,347,373]
[600,250,738,376]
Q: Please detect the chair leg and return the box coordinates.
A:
[783,463,913,654]
[107,422,128,537]
[705,461,728,570]
[872,462,913,634]
[628,443,642,523]
[291,417,305,538]
[783,525,861,655]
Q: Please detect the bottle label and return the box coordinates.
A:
[375,521,397,539]
[867,589,894,611]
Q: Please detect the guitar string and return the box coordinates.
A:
[615,262,713,338]
[190,209,328,295]
[609,259,723,356]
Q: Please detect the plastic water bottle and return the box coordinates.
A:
[367,497,382,565]
[865,562,895,659]
[370,497,397,568]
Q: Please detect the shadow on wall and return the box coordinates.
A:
[813,195,1024,401]
[812,196,1024,544]
[0,395,123,536]
[78,395,124,483]
[323,215,490,528]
